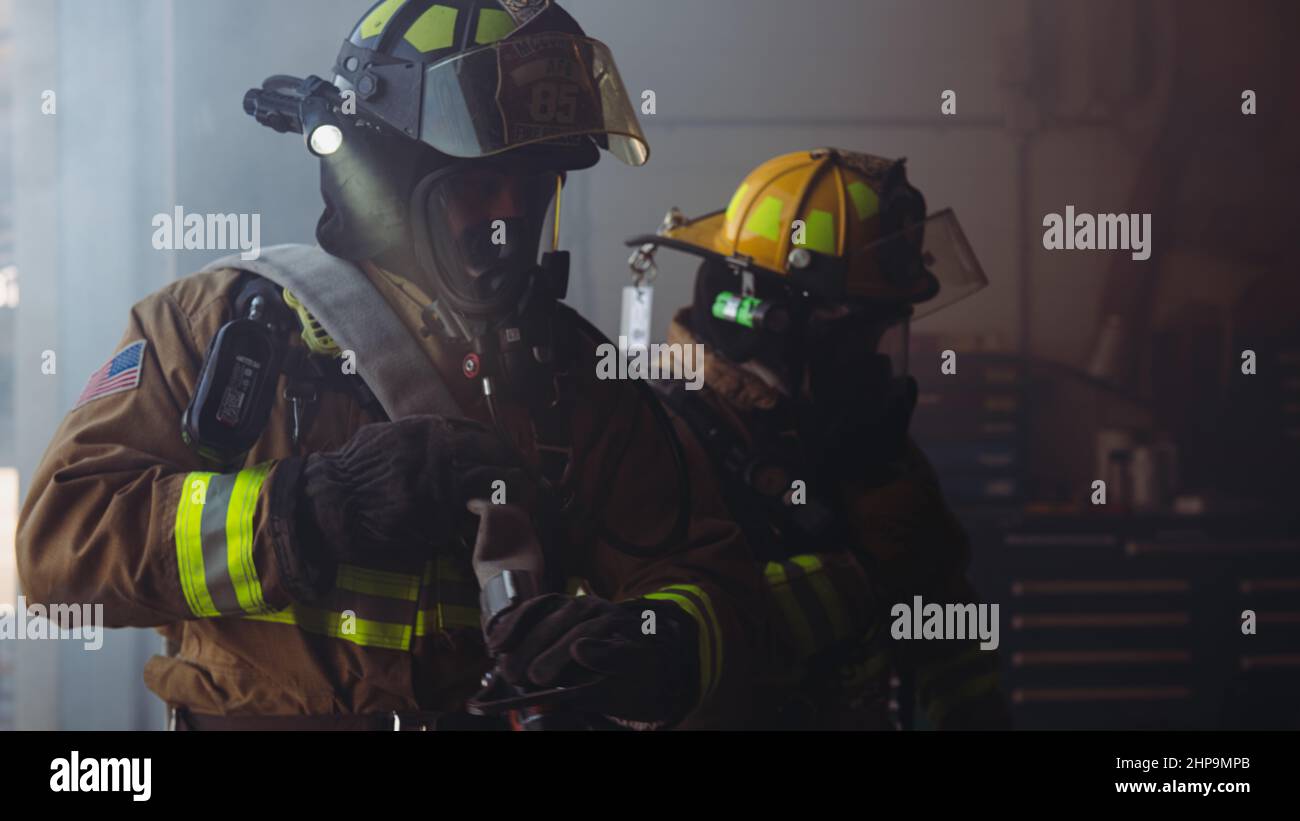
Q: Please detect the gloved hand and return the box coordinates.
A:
[485,593,700,726]
[274,416,527,599]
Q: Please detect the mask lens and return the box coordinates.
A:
[423,167,559,304]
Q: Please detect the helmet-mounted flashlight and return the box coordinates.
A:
[308,124,344,157]
[243,75,353,157]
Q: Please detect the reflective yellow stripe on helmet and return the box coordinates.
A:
[802,209,837,254]
[405,4,459,53]
[743,196,785,243]
[725,182,751,228]
[174,464,274,619]
[475,7,516,44]
[848,181,879,221]
[360,0,405,40]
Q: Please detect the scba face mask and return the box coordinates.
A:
[408,159,575,412]
[246,76,576,411]
[412,163,562,319]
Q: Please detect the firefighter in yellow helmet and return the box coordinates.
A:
[630,148,1011,728]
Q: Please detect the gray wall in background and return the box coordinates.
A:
[14,0,176,731]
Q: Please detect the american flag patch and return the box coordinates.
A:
[75,340,148,410]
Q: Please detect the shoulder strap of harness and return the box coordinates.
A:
[202,244,463,421]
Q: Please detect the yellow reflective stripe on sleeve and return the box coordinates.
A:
[337,565,421,601]
[246,606,412,651]
[175,472,220,618]
[787,554,851,641]
[644,591,713,703]
[645,584,723,703]
[405,4,459,52]
[415,556,479,637]
[225,463,272,615]
[764,561,817,655]
[660,585,723,681]
[414,603,479,637]
[176,465,275,618]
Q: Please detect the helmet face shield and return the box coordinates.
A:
[420,33,649,166]
[861,208,988,319]
[417,165,560,311]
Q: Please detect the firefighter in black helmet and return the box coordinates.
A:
[21,0,761,730]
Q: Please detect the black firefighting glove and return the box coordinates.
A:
[271,416,527,601]
[486,593,700,727]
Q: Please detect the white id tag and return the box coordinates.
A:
[620,285,654,351]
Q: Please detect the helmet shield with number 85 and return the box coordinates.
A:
[420,32,649,166]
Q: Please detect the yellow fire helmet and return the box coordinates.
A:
[626,148,988,318]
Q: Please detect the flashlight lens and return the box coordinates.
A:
[309,125,343,156]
